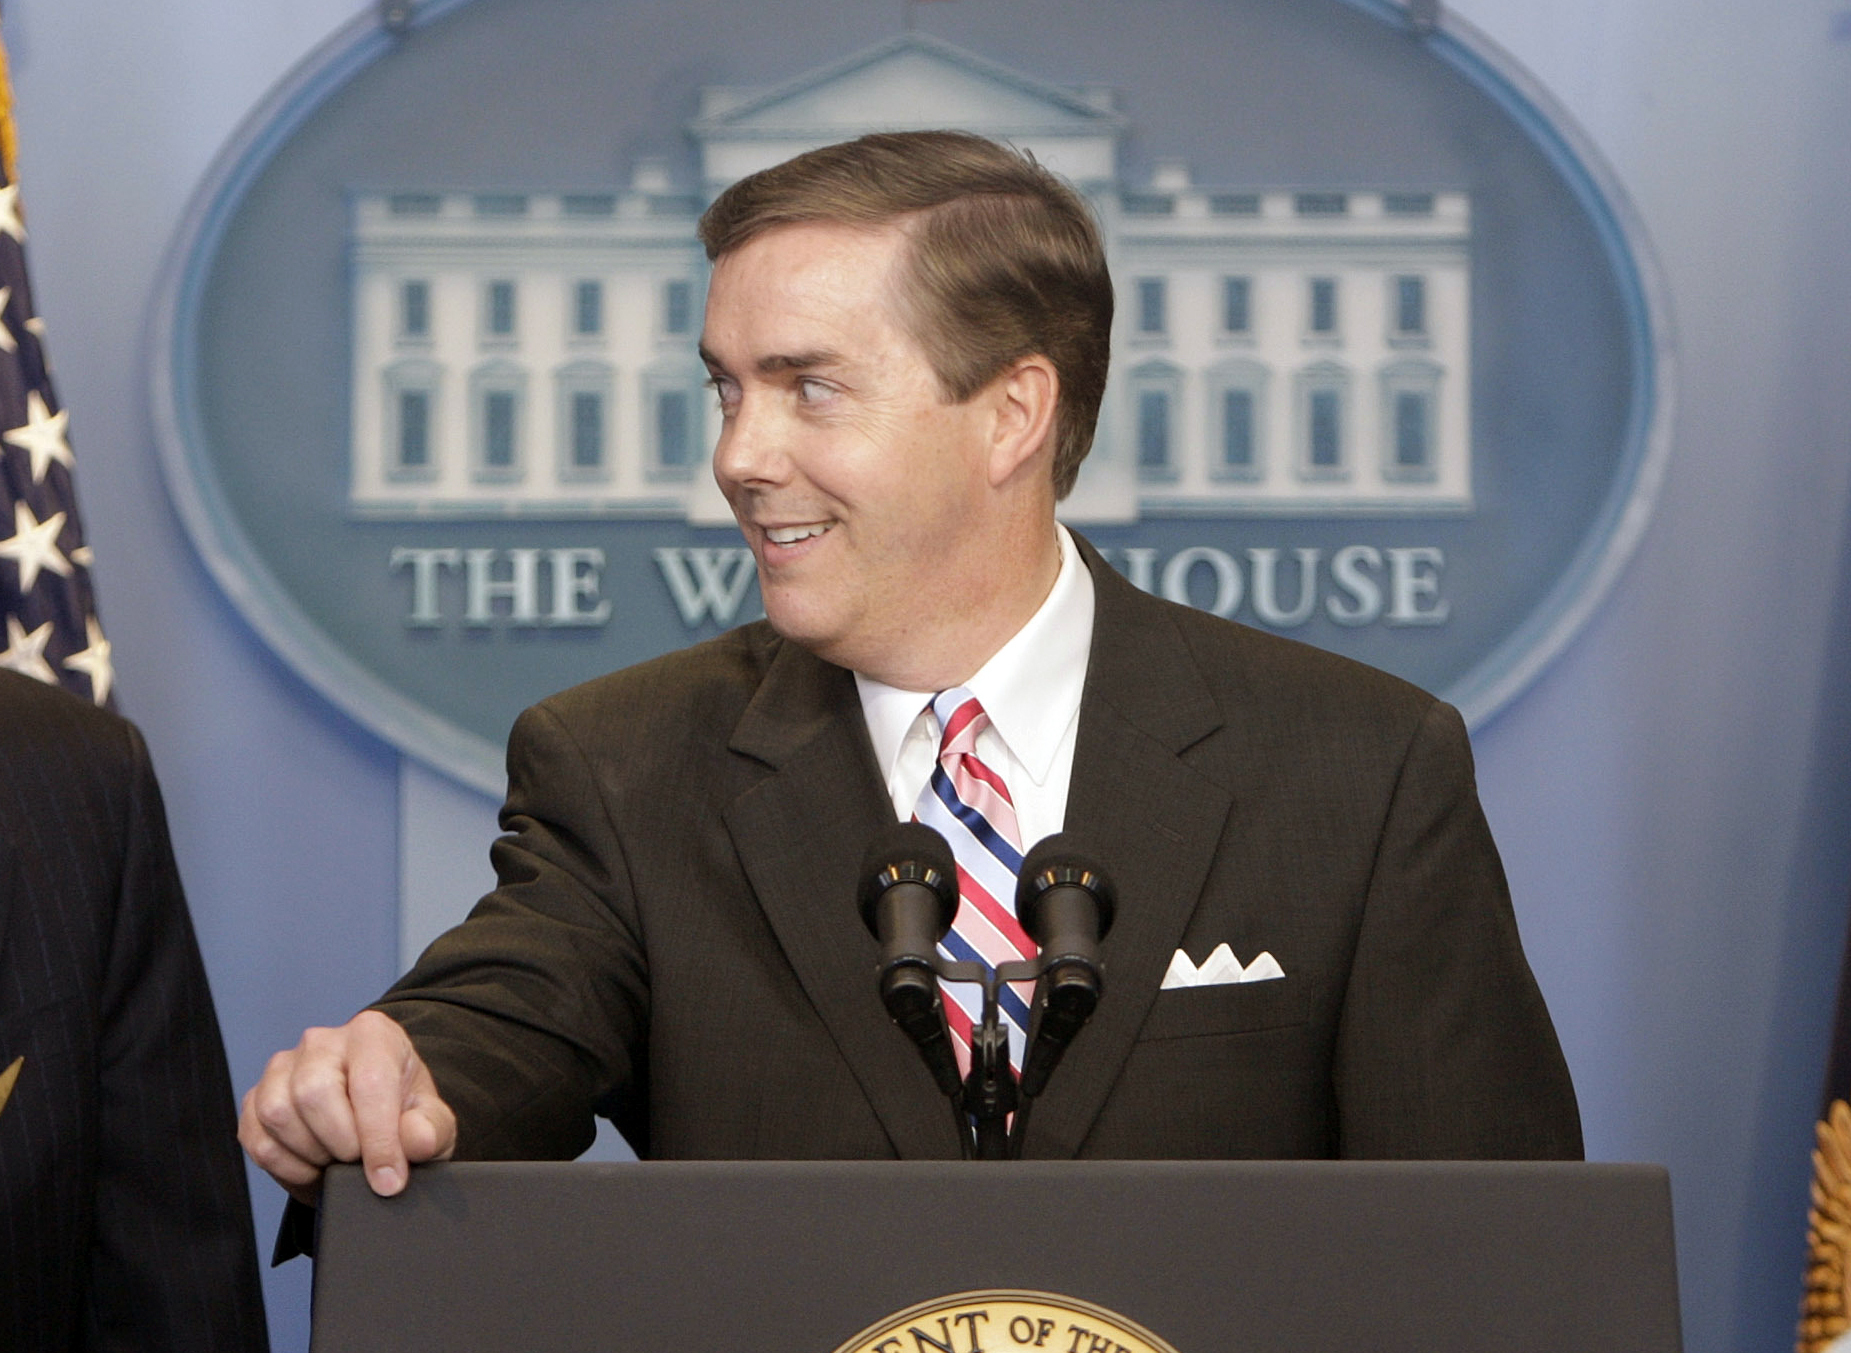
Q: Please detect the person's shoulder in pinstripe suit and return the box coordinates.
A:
[0,669,267,1351]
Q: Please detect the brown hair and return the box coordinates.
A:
[698,130,1113,498]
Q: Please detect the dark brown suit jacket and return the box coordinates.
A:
[0,671,268,1350]
[381,543,1581,1163]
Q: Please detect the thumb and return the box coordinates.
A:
[400,1079,458,1164]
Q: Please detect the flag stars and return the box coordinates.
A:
[0,500,72,592]
[62,614,114,705]
[0,185,24,244]
[0,135,100,710]
[4,391,73,483]
[0,615,56,685]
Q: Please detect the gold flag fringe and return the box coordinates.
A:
[1800,1100,1851,1352]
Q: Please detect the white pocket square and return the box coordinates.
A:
[1161,943,1285,989]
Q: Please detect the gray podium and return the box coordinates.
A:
[309,1159,1680,1352]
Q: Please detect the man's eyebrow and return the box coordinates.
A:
[697,345,843,376]
[755,350,840,374]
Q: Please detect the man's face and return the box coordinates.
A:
[701,221,1002,681]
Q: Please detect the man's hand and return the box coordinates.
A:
[239,1010,457,1205]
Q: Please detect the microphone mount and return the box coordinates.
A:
[861,827,1115,1162]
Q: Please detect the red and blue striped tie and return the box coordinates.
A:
[912,688,1037,1075]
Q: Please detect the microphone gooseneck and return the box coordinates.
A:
[858,822,962,1098]
[858,824,1117,1158]
[1015,835,1116,1100]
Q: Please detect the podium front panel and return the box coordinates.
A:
[310,1159,1679,1352]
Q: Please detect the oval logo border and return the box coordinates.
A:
[146,0,1672,795]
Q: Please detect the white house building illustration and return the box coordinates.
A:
[347,34,1472,522]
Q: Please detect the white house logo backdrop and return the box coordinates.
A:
[151,0,1669,795]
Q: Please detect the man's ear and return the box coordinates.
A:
[986,355,1059,489]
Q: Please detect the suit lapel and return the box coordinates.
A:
[1021,542,1236,1158]
[716,543,1241,1160]
[723,639,964,1158]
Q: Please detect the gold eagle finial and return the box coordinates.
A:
[0,1056,21,1118]
[0,24,18,188]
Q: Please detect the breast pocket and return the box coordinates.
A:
[1137,979,1309,1041]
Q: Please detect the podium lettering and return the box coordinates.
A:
[1063,1327,1133,1353]
[1008,1315,1057,1345]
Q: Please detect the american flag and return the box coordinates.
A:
[0,31,112,706]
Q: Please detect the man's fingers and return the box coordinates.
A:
[240,1075,335,1207]
[345,1011,427,1195]
[241,1010,456,1201]
[240,1120,327,1206]
[243,1048,341,1167]
[285,1029,364,1165]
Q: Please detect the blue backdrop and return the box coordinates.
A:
[6,1,1849,1349]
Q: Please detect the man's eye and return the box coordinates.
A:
[795,377,833,404]
[707,376,739,411]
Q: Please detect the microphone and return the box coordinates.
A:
[1015,835,1116,1099]
[858,822,961,1098]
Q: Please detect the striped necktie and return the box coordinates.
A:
[911,687,1037,1075]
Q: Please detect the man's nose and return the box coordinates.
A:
[712,396,789,491]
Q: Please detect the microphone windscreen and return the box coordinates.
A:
[1016,833,1117,941]
[857,821,959,936]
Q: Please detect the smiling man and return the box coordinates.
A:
[242,132,1580,1221]
[700,216,1060,692]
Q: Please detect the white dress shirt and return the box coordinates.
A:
[855,525,1095,849]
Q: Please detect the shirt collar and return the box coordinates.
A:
[856,524,1095,787]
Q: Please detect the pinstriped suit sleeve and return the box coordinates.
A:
[0,672,268,1351]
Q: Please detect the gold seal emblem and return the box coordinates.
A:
[831,1289,1180,1353]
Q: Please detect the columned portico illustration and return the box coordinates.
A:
[348,34,1472,525]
